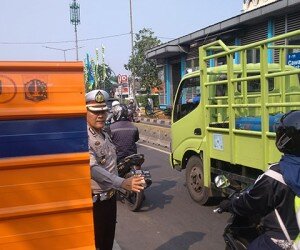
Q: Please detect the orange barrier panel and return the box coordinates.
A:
[0,61,86,120]
[0,62,94,249]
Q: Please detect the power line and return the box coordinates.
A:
[0,32,131,45]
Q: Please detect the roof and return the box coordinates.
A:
[146,0,300,59]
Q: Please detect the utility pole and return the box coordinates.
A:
[69,0,80,61]
[129,0,136,99]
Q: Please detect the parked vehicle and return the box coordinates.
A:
[170,30,300,204]
[145,97,154,116]
[116,154,152,211]
[213,175,263,250]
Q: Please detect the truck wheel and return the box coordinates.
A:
[185,156,209,205]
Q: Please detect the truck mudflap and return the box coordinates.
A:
[169,153,182,171]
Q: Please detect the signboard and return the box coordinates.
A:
[115,83,129,96]
[243,0,277,12]
[117,74,128,84]
[288,52,300,69]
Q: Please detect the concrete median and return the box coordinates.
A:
[135,122,170,149]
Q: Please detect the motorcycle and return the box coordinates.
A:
[145,97,154,117]
[214,175,263,250]
[127,107,139,122]
[117,154,152,212]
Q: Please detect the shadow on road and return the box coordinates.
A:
[140,179,177,212]
[143,164,161,171]
[204,196,226,206]
[155,231,205,250]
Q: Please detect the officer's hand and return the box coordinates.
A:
[121,176,145,192]
[219,200,232,212]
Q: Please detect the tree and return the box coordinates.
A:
[124,28,161,93]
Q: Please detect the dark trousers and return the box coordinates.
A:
[248,234,283,250]
[93,195,117,250]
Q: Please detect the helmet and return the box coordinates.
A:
[112,100,120,107]
[275,110,300,155]
[113,104,128,122]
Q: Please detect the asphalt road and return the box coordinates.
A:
[115,143,229,250]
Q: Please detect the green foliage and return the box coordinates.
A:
[124,28,161,93]
[95,64,116,92]
[136,94,159,107]
[84,62,117,94]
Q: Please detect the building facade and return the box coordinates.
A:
[146,0,300,107]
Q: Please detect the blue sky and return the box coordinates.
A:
[0,0,242,75]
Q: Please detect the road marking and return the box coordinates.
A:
[113,240,121,250]
[137,142,170,154]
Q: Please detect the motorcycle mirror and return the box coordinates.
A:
[214,175,230,189]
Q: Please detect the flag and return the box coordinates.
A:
[85,53,95,90]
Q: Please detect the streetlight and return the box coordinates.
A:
[43,46,84,61]
[129,0,136,99]
[69,0,80,61]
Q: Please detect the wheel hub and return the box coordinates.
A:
[190,166,202,192]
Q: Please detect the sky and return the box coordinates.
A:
[0,1,243,75]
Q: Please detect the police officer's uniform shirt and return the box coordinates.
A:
[88,125,124,194]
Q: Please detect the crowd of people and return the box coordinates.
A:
[85,89,300,250]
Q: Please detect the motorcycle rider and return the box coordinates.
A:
[219,110,300,249]
[127,98,136,111]
[106,100,120,125]
[110,104,139,163]
[127,98,137,122]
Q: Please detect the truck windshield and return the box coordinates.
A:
[173,76,200,122]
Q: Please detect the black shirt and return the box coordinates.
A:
[110,120,139,162]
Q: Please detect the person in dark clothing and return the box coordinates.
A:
[127,98,136,112]
[219,110,300,250]
[110,104,139,162]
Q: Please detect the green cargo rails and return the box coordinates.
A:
[170,30,300,204]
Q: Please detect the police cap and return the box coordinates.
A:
[85,89,109,112]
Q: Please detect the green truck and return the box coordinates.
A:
[170,30,300,204]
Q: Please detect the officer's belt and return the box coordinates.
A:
[92,189,115,203]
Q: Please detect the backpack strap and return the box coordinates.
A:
[264,169,287,186]
[264,168,296,247]
[294,197,300,250]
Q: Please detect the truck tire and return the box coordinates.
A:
[185,156,209,205]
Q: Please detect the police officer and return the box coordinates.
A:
[86,89,145,250]
[219,110,300,249]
